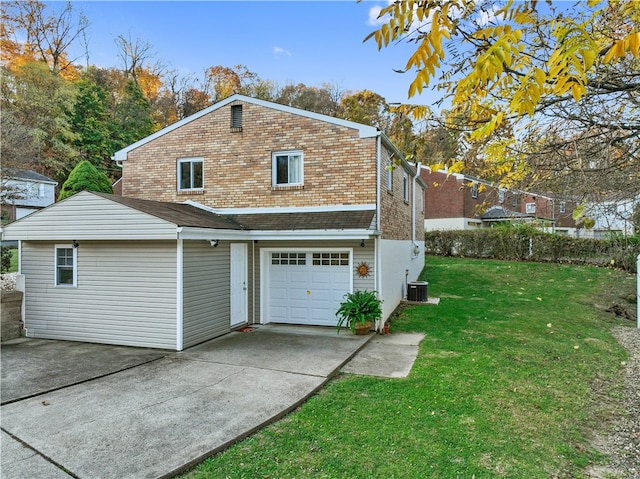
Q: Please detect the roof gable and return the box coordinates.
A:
[112,94,380,162]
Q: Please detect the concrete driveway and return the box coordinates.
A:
[0,325,371,479]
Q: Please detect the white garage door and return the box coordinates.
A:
[267,251,351,326]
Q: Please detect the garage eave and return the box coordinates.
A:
[177,227,380,241]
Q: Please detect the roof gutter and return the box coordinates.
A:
[177,226,381,241]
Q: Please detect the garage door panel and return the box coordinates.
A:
[267,251,351,326]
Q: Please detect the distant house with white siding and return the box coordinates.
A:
[1,95,426,350]
[1,170,57,223]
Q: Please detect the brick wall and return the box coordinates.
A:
[379,148,417,240]
[122,100,378,208]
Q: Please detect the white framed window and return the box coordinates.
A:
[55,245,77,287]
[403,172,409,202]
[526,203,536,214]
[273,151,303,186]
[471,183,478,199]
[559,201,566,214]
[498,189,505,203]
[386,158,393,191]
[177,157,204,191]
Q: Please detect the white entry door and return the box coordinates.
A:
[230,243,248,328]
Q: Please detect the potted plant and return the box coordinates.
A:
[336,290,382,335]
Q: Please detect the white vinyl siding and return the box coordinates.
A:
[2,192,177,241]
[182,241,232,348]
[21,241,177,349]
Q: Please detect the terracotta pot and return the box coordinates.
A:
[354,321,373,335]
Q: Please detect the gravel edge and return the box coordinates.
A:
[589,325,640,479]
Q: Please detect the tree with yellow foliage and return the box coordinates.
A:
[366,0,639,205]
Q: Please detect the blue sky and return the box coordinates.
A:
[64,1,441,107]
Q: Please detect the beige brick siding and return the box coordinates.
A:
[122,100,378,208]
[379,147,417,240]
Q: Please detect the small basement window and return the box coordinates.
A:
[231,105,242,130]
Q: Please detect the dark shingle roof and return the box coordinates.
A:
[480,206,528,220]
[93,193,374,231]
[232,210,375,231]
[93,193,245,230]
[7,169,57,183]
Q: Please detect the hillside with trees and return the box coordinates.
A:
[1,0,638,230]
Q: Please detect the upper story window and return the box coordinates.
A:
[471,183,478,198]
[498,189,505,203]
[526,202,536,214]
[178,158,204,191]
[55,245,77,287]
[273,151,303,186]
[559,201,566,214]
[403,172,409,202]
[231,105,242,130]
[386,158,393,191]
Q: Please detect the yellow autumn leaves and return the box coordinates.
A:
[366,0,640,141]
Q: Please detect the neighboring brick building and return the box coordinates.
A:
[421,169,579,235]
[3,95,426,349]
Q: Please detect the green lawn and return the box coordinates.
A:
[10,249,18,272]
[182,256,635,479]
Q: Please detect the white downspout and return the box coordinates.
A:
[252,240,256,324]
[375,134,383,332]
[412,162,421,246]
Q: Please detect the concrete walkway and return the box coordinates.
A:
[1,326,423,479]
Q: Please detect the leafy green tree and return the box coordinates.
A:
[1,61,79,182]
[111,79,154,151]
[58,160,113,200]
[71,75,111,171]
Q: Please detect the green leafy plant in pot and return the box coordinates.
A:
[336,290,382,334]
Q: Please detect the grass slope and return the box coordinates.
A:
[183,256,634,479]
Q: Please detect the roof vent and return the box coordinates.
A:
[231,105,242,131]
